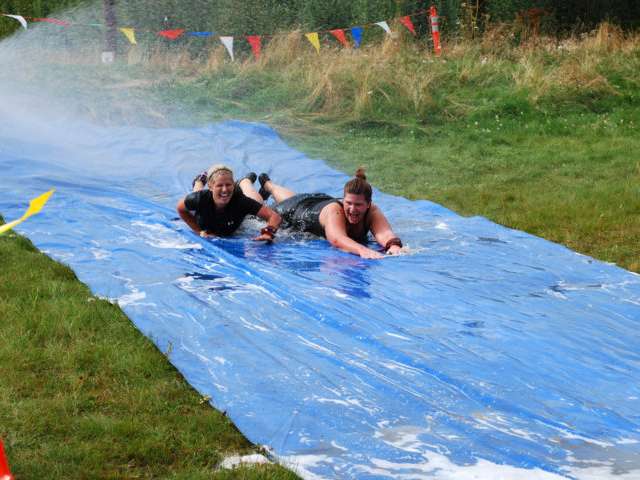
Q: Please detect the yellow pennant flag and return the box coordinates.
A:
[305,32,320,54]
[0,190,55,235]
[119,27,137,45]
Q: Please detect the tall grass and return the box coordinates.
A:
[136,21,638,126]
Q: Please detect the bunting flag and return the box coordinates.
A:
[119,27,136,45]
[329,28,348,47]
[305,32,320,53]
[0,8,441,56]
[351,26,363,48]
[0,438,12,480]
[399,15,416,35]
[246,35,262,59]
[375,21,391,34]
[32,17,69,27]
[2,14,27,30]
[158,28,185,40]
[188,31,213,37]
[220,36,234,60]
[0,190,55,235]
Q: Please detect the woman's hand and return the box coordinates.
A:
[359,247,385,260]
[386,244,403,255]
[199,230,215,239]
[253,226,276,242]
[253,233,274,242]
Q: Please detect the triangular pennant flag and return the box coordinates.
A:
[351,26,363,48]
[375,21,391,34]
[305,32,320,54]
[2,14,27,30]
[246,35,262,59]
[158,29,185,40]
[188,31,213,37]
[119,27,136,45]
[220,36,234,60]
[0,438,12,480]
[32,18,70,27]
[399,15,416,35]
[0,190,55,235]
[329,29,348,47]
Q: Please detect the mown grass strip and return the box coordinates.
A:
[0,224,299,479]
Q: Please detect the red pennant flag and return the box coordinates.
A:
[399,16,416,35]
[0,438,12,480]
[329,29,348,47]
[246,35,262,59]
[157,29,185,40]
[32,17,70,27]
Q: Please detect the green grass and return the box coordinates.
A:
[0,226,299,479]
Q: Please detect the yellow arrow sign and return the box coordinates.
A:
[0,189,55,235]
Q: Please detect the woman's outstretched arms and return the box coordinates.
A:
[177,198,212,237]
[322,203,384,259]
[368,204,403,255]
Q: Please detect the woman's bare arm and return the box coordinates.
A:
[321,203,384,259]
[369,204,403,254]
[176,198,203,235]
[253,205,282,241]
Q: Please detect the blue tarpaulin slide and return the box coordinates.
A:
[1,113,639,479]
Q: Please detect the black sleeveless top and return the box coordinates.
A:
[183,187,262,236]
[275,193,370,243]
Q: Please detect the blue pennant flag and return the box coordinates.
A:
[188,31,214,37]
[351,26,363,48]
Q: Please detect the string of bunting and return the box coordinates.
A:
[1,7,442,59]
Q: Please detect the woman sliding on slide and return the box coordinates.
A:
[177,165,281,241]
[248,168,403,259]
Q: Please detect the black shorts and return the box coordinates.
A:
[275,193,337,237]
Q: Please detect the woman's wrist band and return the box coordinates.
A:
[261,226,277,238]
[384,237,402,251]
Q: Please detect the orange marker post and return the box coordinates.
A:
[429,5,442,56]
[0,439,13,480]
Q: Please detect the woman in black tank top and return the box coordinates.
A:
[243,169,403,259]
[177,165,281,241]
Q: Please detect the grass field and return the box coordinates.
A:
[0,227,299,478]
[1,21,639,478]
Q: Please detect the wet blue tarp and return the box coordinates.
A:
[1,116,639,479]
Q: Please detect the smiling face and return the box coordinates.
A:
[342,192,370,225]
[208,172,235,208]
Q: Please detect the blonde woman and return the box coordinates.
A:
[177,165,281,241]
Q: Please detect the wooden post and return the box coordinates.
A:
[102,0,117,63]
